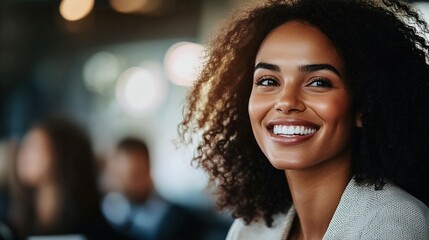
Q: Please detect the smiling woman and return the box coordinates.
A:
[179,0,429,239]
[249,21,354,172]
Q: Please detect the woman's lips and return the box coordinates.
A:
[266,118,320,145]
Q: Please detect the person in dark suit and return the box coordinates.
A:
[101,137,203,240]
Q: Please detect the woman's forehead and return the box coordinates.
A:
[255,21,344,73]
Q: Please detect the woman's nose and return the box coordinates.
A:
[274,86,305,114]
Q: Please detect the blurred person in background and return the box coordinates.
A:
[101,137,203,240]
[0,140,17,240]
[0,141,15,223]
[9,116,124,240]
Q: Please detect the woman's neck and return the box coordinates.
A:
[285,152,352,240]
[35,181,61,231]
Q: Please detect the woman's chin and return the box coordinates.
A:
[268,158,310,171]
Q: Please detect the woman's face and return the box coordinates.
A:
[17,128,54,186]
[248,21,355,170]
[106,149,152,202]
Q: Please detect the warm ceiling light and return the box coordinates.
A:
[59,0,94,21]
[109,0,161,14]
[164,42,205,86]
[115,65,167,116]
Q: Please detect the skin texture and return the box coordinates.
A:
[249,21,355,239]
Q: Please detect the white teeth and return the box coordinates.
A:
[287,126,294,134]
[294,126,300,134]
[272,125,317,136]
[282,126,288,134]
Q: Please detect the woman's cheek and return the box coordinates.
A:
[248,93,273,122]
[308,94,351,122]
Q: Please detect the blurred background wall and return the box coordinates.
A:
[0,0,428,215]
[0,0,261,211]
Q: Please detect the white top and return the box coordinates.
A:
[226,179,429,240]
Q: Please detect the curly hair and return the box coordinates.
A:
[179,0,429,227]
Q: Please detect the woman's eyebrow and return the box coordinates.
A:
[254,62,341,77]
[298,64,341,77]
[254,62,281,72]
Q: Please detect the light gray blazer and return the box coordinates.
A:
[226,179,429,240]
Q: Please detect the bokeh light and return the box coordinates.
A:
[414,2,429,23]
[101,192,131,225]
[164,42,205,87]
[115,64,167,117]
[59,0,94,21]
[413,1,429,63]
[83,52,120,94]
[109,0,161,14]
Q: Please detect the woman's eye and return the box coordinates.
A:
[307,78,333,88]
[255,77,280,86]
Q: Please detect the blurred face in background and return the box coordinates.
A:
[17,128,54,187]
[106,149,152,203]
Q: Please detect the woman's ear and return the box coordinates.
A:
[355,112,363,128]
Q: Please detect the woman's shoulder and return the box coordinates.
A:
[226,207,295,240]
[378,183,428,212]
[325,180,428,239]
[359,182,428,221]
[364,183,429,238]
[341,178,428,215]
